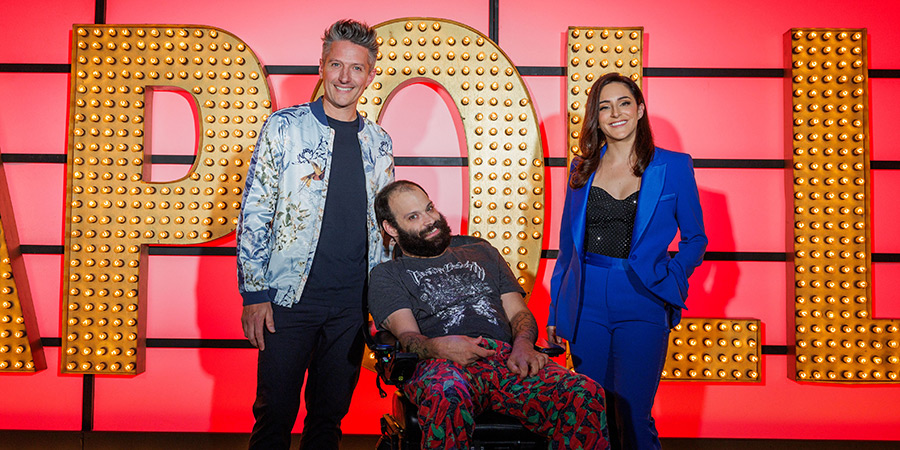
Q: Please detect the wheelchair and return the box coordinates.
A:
[365,323,564,450]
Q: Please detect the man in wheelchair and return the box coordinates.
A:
[368,180,610,449]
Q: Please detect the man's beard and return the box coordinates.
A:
[395,214,452,257]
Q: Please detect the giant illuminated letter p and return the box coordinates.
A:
[63,26,272,374]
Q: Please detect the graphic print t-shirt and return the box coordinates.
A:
[368,236,525,343]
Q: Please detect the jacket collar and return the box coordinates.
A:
[570,146,667,253]
[310,96,366,132]
[571,169,593,257]
[632,155,665,246]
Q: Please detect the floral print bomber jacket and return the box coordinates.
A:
[236,97,394,307]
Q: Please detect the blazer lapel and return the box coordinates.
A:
[633,161,666,246]
[571,169,595,257]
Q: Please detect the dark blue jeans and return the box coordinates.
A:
[248,302,364,450]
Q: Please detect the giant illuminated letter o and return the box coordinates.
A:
[315,19,545,292]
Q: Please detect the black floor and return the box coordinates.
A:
[1,431,898,450]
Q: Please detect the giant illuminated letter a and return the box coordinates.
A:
[0,162,46,373]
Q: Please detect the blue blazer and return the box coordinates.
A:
[548,147,708,342]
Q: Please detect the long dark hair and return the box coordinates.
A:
[570,73,655,189]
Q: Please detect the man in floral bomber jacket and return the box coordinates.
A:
[236,19,393,450]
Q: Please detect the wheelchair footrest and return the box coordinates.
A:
[378,414,414,450]
[381,411,547,449]
[471,410,546,446]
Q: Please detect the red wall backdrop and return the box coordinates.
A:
[2,0,899,440]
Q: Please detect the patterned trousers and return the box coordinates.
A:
[402,338,609,449]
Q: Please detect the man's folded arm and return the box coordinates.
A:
[381,309,495,366]
[501,292,549,377]
[501,292,539,347]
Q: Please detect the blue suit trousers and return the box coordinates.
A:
[569,253,670,450]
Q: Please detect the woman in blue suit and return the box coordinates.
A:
[548,73,707,449]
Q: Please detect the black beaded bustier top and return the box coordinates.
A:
[584,186,639,258]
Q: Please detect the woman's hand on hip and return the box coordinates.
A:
[546,326,566,345]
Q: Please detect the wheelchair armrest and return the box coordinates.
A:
[371,330,419,385]
[372,330,398,355]
[379,351,418,385]
[534,338,565,357]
